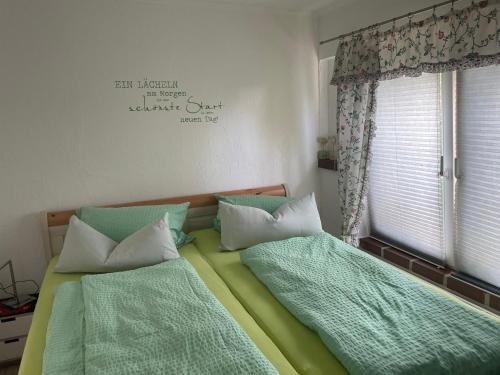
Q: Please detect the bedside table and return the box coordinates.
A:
[0,312,33,364]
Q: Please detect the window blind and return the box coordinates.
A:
[455,65,500,288]
[369,73,444,261]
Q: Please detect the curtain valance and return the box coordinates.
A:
[332,0,500,85]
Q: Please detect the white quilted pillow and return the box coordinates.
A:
[220,192,323,250]
[55,213,180,273]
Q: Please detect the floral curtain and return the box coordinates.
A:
[337,81,377,246]
[333,0,500,85]
[332,0,500,246]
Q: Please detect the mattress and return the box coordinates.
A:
[19,243,298,375]
[190,229,347,375]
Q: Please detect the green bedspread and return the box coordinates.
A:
[240,233,500,375]
[43,258,278,375]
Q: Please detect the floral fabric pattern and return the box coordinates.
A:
[333,31,381,85]
[332,0,500,85]
[336,81,377,246]
[332,1,500,246]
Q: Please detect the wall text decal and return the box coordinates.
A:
[114,79,223,125]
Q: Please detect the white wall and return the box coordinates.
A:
[0,0,319,294]
[315,0,442,239]
[318,58,341,236]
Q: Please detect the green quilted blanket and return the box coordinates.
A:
[240,233,500,375]
[43,258,278,375]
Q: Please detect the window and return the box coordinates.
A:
[369,66,500,288]
[369,74,444,262]
[455,66,500,288]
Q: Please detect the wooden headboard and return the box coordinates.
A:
[42,184,288,260]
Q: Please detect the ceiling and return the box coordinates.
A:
[218,0,341,11]
[166,0,348,12]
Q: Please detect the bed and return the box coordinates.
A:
[19,185,298,375]
[19,184,500,375]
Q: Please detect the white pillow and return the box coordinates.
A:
[54,215,117,273]
[219,192,323,250]
[54,214,180,273]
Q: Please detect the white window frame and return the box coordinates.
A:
[371,73,455,265]
[441,72,455,268]
[371,68,500,288]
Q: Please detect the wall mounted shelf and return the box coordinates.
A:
[318,159,337,171]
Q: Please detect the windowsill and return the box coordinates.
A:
[359,237,500,315]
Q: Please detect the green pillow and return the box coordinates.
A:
[213,195,289,232]
[76,203,194,248]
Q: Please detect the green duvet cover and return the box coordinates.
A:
[43,258,278,375]
[241,233,500,375]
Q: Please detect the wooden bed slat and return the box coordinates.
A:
[46,184,287,227]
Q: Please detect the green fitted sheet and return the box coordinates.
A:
[19,243,298,375]
[190,229,347,375]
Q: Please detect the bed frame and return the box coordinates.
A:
[42,184,288,261]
